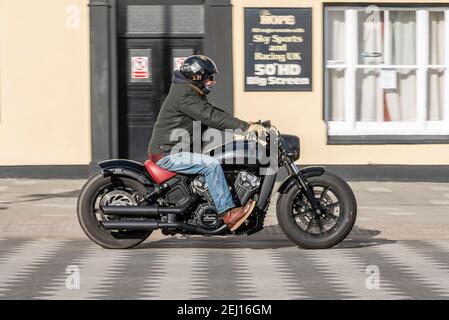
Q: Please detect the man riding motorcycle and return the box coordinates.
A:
[148,55,266,232]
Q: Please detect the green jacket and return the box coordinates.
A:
[148,83,249,156]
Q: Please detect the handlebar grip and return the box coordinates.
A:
[261,120,271,128]
[253,120,271,128]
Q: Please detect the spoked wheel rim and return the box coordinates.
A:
[291,185,342,236]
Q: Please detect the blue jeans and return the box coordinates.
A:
[156,152,235,215]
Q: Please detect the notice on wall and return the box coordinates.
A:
[173,56,188,71]
[129,49,152,83]
[131,56,149,79]
[245,8,312,91]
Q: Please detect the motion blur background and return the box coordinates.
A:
[1,0,448,180]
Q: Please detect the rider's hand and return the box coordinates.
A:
[247,123,267,137]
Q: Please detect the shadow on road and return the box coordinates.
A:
[138,225,396,250]
[335,225,397,249]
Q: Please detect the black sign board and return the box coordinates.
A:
[245,8,312,91]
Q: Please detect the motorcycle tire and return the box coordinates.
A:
[276,171,357,249]
[77,173,152,249]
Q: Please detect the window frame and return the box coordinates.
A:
[324,5,449,142]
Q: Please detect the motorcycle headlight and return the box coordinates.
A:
[280,134,300,161]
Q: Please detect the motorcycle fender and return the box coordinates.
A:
[278,166,325,194]
[98,159,153,186]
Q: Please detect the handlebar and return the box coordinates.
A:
[255,120,272,128]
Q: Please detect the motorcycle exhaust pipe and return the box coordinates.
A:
[101,220,160,230]
[100,220,228,235]
[100,205,186,217]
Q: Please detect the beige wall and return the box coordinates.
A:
[0,0,91,165]
[2,0,449,166]
[232,0,449,165]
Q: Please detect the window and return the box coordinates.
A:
[118,4,204,35]
[325,6,449,139]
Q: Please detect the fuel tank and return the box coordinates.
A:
[205,140,271,167]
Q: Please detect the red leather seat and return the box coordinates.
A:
[144,159,177,184]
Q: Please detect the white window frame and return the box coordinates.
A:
[325,6,449,136]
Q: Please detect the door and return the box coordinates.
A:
[118,38,202,161]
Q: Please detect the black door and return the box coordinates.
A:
[118,39,202,161]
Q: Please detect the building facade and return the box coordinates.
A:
[1,0,449,178]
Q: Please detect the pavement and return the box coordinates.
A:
[1,178,449,299]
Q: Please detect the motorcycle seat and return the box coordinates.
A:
[144,159,177,184]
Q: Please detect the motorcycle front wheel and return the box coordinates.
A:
[77,173,152,249]
[276,171,357,249]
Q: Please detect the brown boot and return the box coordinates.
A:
[221,200,256,231]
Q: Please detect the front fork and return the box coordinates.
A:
[282,155,324,217]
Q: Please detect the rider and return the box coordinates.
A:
[148,55,266,231]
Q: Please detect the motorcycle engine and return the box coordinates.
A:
[190,171,260,229]
[234,171,260,205]
[192,203,222,229]
[191,170,260,206]
[191,175,214,204]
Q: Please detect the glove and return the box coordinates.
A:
[247,123,267,137]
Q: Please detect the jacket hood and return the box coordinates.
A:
[173,70,191,84]
[173,70,209,95]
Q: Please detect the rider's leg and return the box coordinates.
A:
[156,152,235,214]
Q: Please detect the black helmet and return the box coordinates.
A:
[180,55,219,85]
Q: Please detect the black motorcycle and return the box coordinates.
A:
[77,121,357,249]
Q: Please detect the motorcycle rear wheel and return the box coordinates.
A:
[77,173,152,249]
[276,171,357,249]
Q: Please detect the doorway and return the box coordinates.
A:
[117,0,204,161]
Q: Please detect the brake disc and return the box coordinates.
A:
[99,190,137,220]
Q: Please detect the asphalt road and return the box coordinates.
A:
[1,178,449,299]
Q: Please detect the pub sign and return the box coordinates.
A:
[245,8,312,91]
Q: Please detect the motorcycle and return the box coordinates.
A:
[77,120,357,249]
